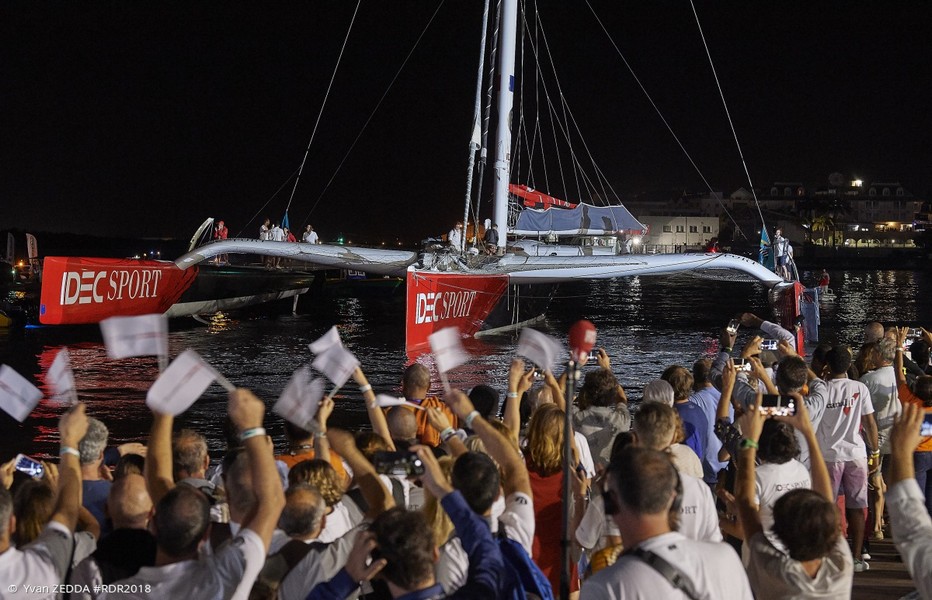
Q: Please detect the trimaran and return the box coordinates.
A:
[36,0,799,354]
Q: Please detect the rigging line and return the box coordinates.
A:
[474,0,502,227]
[284,0,361,218]
[464,0,492,249]
[300,0,447,228]
[687,0,765,232]
[584,0,746,239]
[235,166,301,238]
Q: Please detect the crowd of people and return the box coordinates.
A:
[2,315,932,599]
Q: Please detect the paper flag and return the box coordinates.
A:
[516,327,563,373]
[429,327,468,374]
[375,394,426,411]
[0,365,43,422]
[47,348,76,405]
[308,326,343,355]
[274,366,326,430]
[146,349,218,415]
[311,345,359,389]
[100,314,168,359]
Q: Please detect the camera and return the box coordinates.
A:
[759,394,796,416]
[15,454,45,479]
[732,358,752,372]
[373,451,425,477]
[921,413,932,437]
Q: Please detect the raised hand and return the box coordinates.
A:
[443,388,476,421]
[411,444,453,499]
[315,397,335,428]
[596,348,611,371]
[60,403,89,448]
[426,406,452,433]
[343,530,387,585]
[736,392,765,443]
[228,388,265,431]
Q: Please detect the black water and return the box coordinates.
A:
[1,268,928,461]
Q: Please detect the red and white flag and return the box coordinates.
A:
[0,365,43,422]
[100,314,168,359]
[274,366,326,430]
[376,394,425,411]
[146,349,218,415]
[309,326,343,355]
[517,327,563,373]
[311,346,359,389]
[429,327,468,374]
[47,348,77,405]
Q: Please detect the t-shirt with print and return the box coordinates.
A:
[817,378,874,462]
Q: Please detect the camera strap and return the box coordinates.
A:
[624,547,701,600]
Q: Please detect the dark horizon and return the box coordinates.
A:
[3,2,930,242]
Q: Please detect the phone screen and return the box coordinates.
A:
[760,339,779,351]
[921,414,932,437]
[733,358,752,372]
[15,454,45,478]
[760,394,796,416]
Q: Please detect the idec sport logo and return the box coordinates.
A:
[59,269,165,305]
[414,291,478,324]
[40,257,197,325]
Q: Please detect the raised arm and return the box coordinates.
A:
[426,407,467,458]
[717,359,737,420]
[504,358,533,436]
[144,411,175,506]
[735,394,765,539]
[229,388,286,552]
[354,367,395,451]
[313,397,334,465]
[749,356,778,395]
[776,394,833,501]
[51,403,89,532]
[596,348,627,404]
[445,389,532,498]
[544,370,567,413]
[327,428,394,519]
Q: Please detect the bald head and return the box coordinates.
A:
[387,406,418,442]
[279,484,327,539]
[108,473,153,530]
[864,322,885,344]
[402,363,431,396]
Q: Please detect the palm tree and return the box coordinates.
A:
[812,214,834,246]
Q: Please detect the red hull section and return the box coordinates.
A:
[405,269,509,354]
[39,257,198,325]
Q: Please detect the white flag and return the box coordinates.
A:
[517,327,563,373]
[146,349,217,415]
[376,394,425,411]
[311,346,359,389]
[273,366,326,430]
[429,327,468,374]
[47,348,76,405]
[0,365,43,422]
[100,314,168,359]
[308,326,343,355]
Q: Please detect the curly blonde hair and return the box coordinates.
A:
[288,459,343,507]
[525,403,566,477]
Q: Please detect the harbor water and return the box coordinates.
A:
[0,268,928,461]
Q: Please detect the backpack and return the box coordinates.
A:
[496,529,554,600]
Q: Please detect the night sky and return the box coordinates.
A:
[3,2,931,245]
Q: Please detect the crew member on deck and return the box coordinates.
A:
[214,220,228,264]
[303,224,320,244]
[448,221,464,252]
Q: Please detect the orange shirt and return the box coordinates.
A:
[387,396,458,447]
[898,382,932,452]
[276,447,348,481]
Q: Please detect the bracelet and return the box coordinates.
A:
[464,410,480,429]
[60,446,80,458]
[359,383,372,393]
[871,450,880,456]
[367,401,378,410]
[722,346,732,353]
[740,438,759,450]
[314,430,328,439]
[506,391,519,399]
[439,427,454,440]
[240,427,266,442]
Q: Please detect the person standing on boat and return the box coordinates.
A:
[483,222,499,255]
[259,218,271,241]
[284,227,296,242]
[448,221,464,252]
[819,269,830,294]
[270,222,285,268]
[303,224,320,244]
[214,220,229,264]
[774,228,789,279]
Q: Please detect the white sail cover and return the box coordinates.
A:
[512,203,647,236]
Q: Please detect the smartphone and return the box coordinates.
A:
[760,339,779,351]
[726,319,741,335]
[733,358,752,372]
[14,454,45,479]
[921,413,932,437]
[373,451,425,477]
[760,394,796,416]
[908,328,922,338]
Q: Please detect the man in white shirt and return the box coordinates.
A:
[0,404,89,599]
[581,446,752,599]
[448,222,464,252]
[102,389,285,599]
[302,224,320,244]
[817,345,879,572]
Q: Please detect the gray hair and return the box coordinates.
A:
[79,418,109,465]
[642,379,674,407]
[877,337,898,364]
[279,484,326,538]
[173,429,209,479]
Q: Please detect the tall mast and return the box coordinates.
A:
[492,0,517,254]
[461,0,492,253]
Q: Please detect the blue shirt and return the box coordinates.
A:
[688,386,731,483]
[674,401,708,462]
